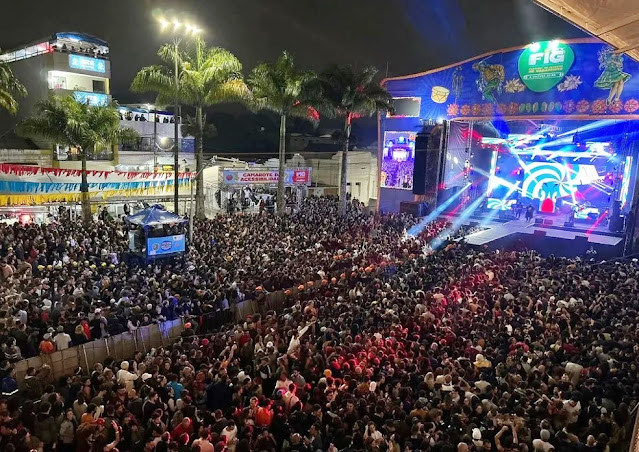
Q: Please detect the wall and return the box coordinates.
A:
[0,149,52,166]
[304,151,378,204]
[0,54,49,140]
[378,187,417,213]
[48,72,107,93]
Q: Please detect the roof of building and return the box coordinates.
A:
[534,0,639,62]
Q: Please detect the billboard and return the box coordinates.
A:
[222,168,311,186]
[69,54,106,73]
[73,91,108,107]
[383,39,639,120]
[147,234,185,257]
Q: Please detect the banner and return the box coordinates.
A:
[147,235,186,257]
[383,39,639,121]
[0,164,194,206]
[222,168,311,186]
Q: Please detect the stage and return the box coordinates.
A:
[443,211,625,258]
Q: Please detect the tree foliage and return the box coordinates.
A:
[0,50,27,115]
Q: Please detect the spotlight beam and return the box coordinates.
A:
[430,193,488,250]
[406,183,472,237]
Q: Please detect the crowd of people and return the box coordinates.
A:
[0,196,636,452]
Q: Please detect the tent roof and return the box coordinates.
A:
[534,0,639,62]
[124,204,186,228]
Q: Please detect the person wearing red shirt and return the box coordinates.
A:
[171,417,193,441]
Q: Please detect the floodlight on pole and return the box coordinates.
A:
[156,12,202,215]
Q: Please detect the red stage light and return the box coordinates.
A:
[540,198,555,213]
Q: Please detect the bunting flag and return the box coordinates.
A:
[0,164,194,206]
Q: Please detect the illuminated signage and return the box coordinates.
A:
[222,169,311,186]
[147,235,186,256]
[518,41,574,92]
[73,91,108,106]
[69,54,106,73]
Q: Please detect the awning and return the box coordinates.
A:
[124,204,187,228]
[534,0,639,61]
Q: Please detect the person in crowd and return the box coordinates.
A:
[58,408,77,452]
[0,196,636,451]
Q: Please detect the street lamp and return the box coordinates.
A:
[156,13,201,214]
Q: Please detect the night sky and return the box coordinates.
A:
[0,0,586,150]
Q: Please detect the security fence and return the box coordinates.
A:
[13,283,297,387]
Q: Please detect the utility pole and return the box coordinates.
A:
[153,108,158,172]
[173,38,180,214]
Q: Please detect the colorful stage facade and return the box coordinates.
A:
[378,38,639,254]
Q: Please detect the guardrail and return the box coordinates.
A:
[13,284,295,386]
[628,403,639,452]
[13,319,186,384]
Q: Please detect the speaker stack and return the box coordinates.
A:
[609,200,624,232]
[412,133,441,196]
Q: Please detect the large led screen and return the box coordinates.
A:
[381,131,416,190]
[486,142,631,219]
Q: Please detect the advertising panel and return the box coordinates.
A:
[147,234,186,257]
[69,54,106,73]
[73,91,108,107]
[222,168,311,186]
[383,40,639,120]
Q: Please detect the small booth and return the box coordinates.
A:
[216,167,312,213]
[124,204,187,264]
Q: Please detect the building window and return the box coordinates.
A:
[50,76,67,90]
[92,79,106,93]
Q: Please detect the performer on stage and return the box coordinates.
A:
[525,205,534,223]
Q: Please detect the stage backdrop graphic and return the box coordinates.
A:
[383,39,639,121]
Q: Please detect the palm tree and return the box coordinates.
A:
[248,51,319,214]
[132,37,250,219]
[0,50,27,114]
[17,95,139,223]
[316,65,393,212]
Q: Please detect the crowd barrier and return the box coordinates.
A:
[13,285,295,386]
[13,319,186,385]
[630,403,639,452]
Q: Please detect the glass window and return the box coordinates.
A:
[92,79,106,93]
[49,76,67,90]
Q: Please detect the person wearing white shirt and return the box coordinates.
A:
[117,361,139,391]
[221,421,238,452]
[282,383,300,413]
[53,326,72,350]
[275,373,293,392]
[364,422,383,446]
[287,319,315,356]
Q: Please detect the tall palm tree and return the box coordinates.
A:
[0,50,27,114]
[316,65,393,213]
[17,95,139,223]
[132,37,250,219]
[248,51,318,214]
